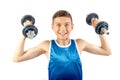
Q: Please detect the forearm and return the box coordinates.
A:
[99,35,112,55]
[13,36,26,62]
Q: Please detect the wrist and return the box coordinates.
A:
[22,35,26,40]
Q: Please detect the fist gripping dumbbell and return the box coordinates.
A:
[86,13,109,35]
[21,15,38,39]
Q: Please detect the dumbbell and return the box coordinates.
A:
[86,13,109,35]
[21,15,38,39]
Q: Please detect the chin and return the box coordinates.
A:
[59,37,69,40]
[57,34,69,40]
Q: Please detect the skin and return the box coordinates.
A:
[13,17,112,62]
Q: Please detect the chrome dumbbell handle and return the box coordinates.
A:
[100,28,109,35]
[26,30,36,39]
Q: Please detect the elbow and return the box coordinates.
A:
[105,50,112,56]
[105,53,111,56]
[13,58,21,63]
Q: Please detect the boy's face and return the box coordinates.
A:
[52,17,73,40]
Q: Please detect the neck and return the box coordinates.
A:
[56,38,70,46]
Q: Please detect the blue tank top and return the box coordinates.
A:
[48,39,82,80]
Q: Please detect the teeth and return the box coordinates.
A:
[61,34,66,35]
[60,33,66,35]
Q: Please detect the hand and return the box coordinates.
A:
[23,20,33,27]
[91,18,100,28]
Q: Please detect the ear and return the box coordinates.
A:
[71,24,74,30]
[51,24,54,30]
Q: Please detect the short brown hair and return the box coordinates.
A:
[52,10,73,24]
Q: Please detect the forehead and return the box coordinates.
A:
[54,17,71,23]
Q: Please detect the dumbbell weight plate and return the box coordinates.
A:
[95,21,108,35]
[21,15,35,26]
[22,25,38,39]
[86,13,99,25]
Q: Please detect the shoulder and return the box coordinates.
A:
[39,40,51,49]
[75,38,87,47]
[75,38,86,44]
[74,38,88,52]
[35,40,50,51]
[41,40,50,45]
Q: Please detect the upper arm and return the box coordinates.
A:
[76,39,110,56]
[18,40,50,62]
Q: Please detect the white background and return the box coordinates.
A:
[0,0,119,80]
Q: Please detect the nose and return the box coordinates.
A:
[59,25,67,33]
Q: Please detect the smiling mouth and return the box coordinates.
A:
[59,33,67,36]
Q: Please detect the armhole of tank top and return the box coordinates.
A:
[74,39,81,57]
[48,40,52,61]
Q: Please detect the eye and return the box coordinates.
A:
[56,24,61,27]
[65,23,70,27]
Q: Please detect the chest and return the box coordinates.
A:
[49,40,80,62]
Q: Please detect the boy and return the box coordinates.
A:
[13,10,111,80]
